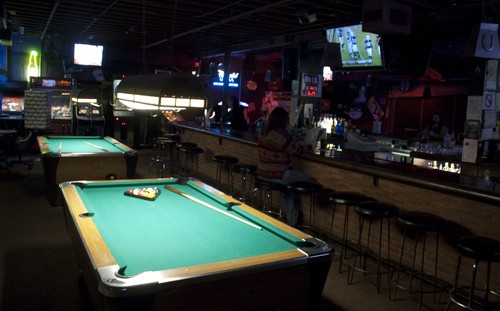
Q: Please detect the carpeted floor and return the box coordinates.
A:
[0,149,456,310]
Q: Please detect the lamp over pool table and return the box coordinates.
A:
[116,73,207,111]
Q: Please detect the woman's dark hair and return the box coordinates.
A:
[262,107,288,135]
[228,95,240,108]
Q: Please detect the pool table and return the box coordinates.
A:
[37,136,138,202]
[60,178,333,310]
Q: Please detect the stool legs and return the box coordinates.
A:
[149,142,166,177]
[230,170,254,202]
[390,229,441,310]
[445,256,499,310]
[215,163,233,193]
[330,203,352,273]
[347,216,392,293]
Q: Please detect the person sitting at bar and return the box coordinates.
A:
[420,113,449,140]
[224,95,248,131]
[256,107,314,226]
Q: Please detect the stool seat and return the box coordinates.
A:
[162,133,181,141]
[287,181,323,193]
[212,155,239,164]
[177,142,197,149]
[254,178,286,192]
[232,163,257,174]
[181,146,204,154]
[397,212,444,232]
[354,201,399,219]
[330,191,369,205]
[456,236,500,262]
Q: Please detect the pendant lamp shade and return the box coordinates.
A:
[116,73,207,111]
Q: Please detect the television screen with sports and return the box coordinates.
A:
[1,97,24,113]
[73,43,103,66]
[325,24,384,70]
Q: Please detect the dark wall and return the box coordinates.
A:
[6,34,197,83]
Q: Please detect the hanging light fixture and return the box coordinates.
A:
[116,73,207,111]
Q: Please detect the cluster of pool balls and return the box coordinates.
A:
[127,187,159,199]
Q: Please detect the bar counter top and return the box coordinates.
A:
[171,121,500,205]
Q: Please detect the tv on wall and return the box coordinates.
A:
[325,24,384,70]
[73,43,104,66]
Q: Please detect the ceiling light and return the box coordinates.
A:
[116,73,207,111]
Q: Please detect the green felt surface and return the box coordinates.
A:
[42,136,125,153]
[74,179,303,277]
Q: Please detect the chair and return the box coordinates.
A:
[8,131,34,170]
[445,235,500,311]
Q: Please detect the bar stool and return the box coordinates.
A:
[230,163,257,202]
[211,155,239,192]
[445,235,500,311]
[149,138,171,177]
[162,133,181,142]
[287,181,323,231]
[179,146,204,177]
[347,200,399,293]
[176,142,197,174]
[159,138,178,177]
[329,191,370,273]
[390,211,444,310]
[252,178,286,218]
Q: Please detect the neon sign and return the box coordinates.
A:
[27,50,40,81]
[212,70,239,88]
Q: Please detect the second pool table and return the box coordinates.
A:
[60,178,333,310]
[37,135,138,184]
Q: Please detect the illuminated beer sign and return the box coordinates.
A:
[301,73,322,97]
[213,70,239,88]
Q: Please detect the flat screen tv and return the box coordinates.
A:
[325,24,384,70]
[73,43,103,66]
[1,97,24,113]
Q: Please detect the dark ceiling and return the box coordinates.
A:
[3,0,499,57]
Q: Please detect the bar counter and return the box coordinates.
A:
[169,121,500,290]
